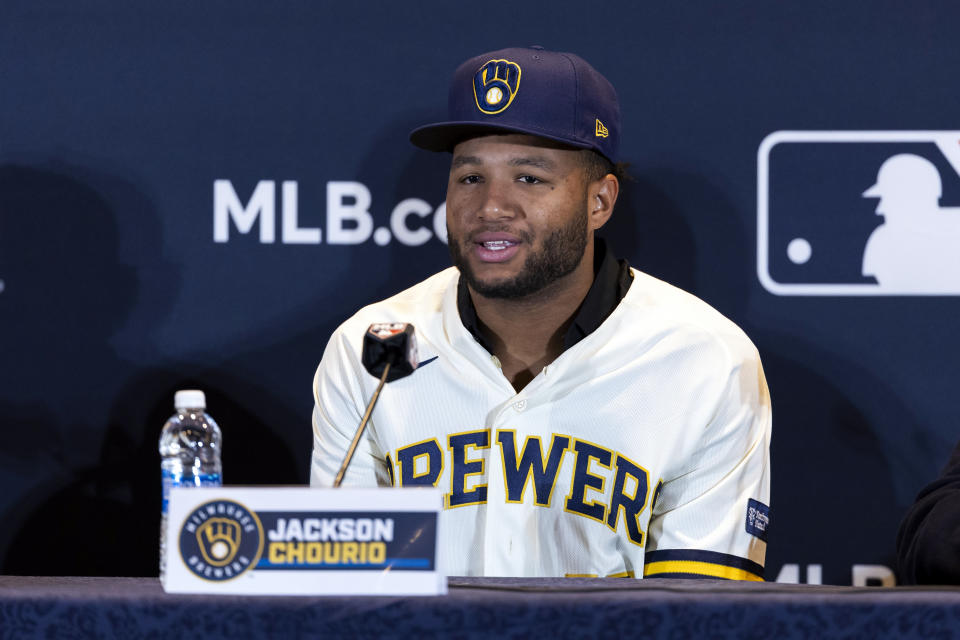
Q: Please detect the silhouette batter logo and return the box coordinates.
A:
[758,131,960,295]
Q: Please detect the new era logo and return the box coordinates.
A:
[595,119,609,138]
[758,131,960,296]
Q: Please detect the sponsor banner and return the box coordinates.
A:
[163,487,444,596]
[758,130,960,295]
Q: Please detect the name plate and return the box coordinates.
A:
[162,487,445,596]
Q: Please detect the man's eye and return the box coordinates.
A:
[459,175,482,184]
[518,175,542,184]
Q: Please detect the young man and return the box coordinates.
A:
[311,47,771,580]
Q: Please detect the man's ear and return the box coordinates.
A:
[588,174,619,231]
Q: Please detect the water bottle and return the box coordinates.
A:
[159,389,222,581]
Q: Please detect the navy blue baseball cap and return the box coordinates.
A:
[410,46,621,163]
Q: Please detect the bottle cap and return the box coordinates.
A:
[174,389,206,410]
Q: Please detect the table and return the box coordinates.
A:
[1,576,958,638]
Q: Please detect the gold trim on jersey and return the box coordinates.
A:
[643,560,763,581]
[643,549,765,581]
[605,570,635,578]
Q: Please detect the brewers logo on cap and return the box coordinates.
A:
[473,59,521,114]
[179,499,264,581]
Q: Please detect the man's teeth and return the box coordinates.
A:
[482,240,515,250]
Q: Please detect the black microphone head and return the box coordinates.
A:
[362,323,418,382]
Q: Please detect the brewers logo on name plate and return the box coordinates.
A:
[179,499,265,581]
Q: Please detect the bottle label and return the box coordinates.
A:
[161,469,222,514]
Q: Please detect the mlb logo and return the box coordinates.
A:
[757,131,960,295]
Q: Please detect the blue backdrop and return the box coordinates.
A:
[2,1,957,584]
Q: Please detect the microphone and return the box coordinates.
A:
[361,322,418,382]
[333,323,418,487]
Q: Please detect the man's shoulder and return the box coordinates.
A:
[619,268,760,363]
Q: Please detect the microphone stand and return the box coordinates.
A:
[333,362,391,488]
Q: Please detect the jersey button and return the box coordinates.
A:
[514,399,527,411]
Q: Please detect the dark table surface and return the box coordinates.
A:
[1,576,958,638]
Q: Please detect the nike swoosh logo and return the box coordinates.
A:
[417,356,438,368]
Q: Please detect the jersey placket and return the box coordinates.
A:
[481,369,551,576]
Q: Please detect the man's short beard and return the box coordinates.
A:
[449,208,589,299]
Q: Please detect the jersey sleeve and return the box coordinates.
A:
[643,342,772,581]
[310,326,391,488]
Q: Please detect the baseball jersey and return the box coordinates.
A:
[311,267,771,579]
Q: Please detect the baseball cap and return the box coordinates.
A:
[409,46,621,163]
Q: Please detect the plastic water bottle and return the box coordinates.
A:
[159,389,222,581]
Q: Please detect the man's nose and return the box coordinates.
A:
[478,182,516,221]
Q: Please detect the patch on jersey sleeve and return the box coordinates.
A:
[745,498,770,541]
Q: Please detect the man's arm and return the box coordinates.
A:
[643,343,772,581]
[896,440,960,585]
[310,327,390,487]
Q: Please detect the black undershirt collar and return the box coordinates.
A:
[456,237,633,355]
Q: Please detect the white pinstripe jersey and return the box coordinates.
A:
[311,267,771,580]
